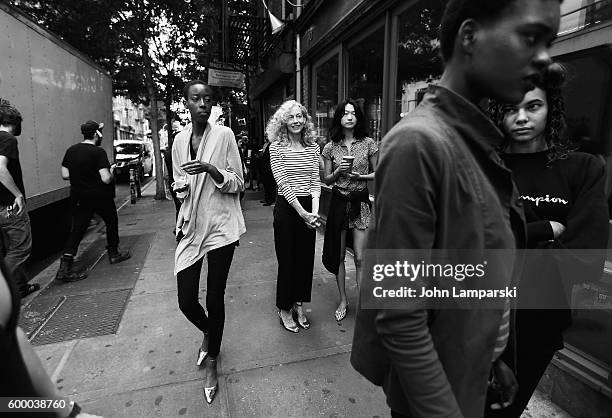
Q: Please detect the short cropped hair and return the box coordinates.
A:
[182,80,210,100]
[0,102,23,127]
[439,0,562,62]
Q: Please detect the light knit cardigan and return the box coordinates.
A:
[172,123,246,275]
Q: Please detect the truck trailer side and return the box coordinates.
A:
[0,3,114,259]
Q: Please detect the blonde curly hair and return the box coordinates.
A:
[265,100,316,147]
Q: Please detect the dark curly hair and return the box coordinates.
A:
[0,101,23,127]
[487,62,575,166]
[329,99,369,143]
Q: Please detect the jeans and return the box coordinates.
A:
[63,195,119,255]
[273,196,315,311]
[0,206,32,293]
[176,242,237,358]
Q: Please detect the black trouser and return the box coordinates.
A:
[262,171,276,204]
[176,242,237,358]
[64,195,119,255]
[273,196,315,311]
[485,345,555,418]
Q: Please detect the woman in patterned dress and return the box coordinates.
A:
[322,99,378,321]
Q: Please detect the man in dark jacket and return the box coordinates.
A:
[350,0,561,417]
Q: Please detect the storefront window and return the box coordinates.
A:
[394,0,446,123]
[555,49,612,368]
[347,28,385,142]
[314,55,339,145]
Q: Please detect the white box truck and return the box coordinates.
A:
[0,3,113,256]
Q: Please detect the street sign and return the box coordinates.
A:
[208,68,245,89]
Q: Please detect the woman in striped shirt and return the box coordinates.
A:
[266,100,321,333]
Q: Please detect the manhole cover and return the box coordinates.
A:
[31,289,131,345]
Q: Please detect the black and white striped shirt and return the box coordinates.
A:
[270,142,321,205]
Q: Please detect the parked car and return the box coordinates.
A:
[113,140,153,181]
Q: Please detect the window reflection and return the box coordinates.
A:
[315,55,339,147]
[555,48,612,367]
[395,0,445,123]
[347,28,385,142]
[556,52,610,155]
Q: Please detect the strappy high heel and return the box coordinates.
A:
[278,310,299,333]
[293,302,310,330]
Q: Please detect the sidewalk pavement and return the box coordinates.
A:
[24,183,573,417]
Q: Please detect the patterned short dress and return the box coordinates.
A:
[322,137,378,230]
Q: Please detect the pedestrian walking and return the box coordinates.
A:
[172,80,245,405]
[321,99,377,322]
[236,136,247,200]
[57,120,130,282]
[350,1,562,417]
[485,63,608,417]
[0,260,101,418]
[0,101,39,297]
[164,120,182,220]
[260,138,276,206]
[267,100,321,333]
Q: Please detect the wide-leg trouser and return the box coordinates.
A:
[273,195,315,311]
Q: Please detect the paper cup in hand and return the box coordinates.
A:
[172,177,189,199]
[342,155,355,172]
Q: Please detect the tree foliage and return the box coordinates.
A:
[8,0,221,198]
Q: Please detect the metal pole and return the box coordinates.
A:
[129,168,136,204]
[136,170,142,198]
[221,0,228,62]
[295,0,302,103]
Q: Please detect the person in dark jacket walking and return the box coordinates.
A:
[164,121,182,220]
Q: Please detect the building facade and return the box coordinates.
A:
[112,96,150,142]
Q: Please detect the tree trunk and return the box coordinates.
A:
[142,42,165,200]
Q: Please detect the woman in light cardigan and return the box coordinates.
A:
[173,81,245,404]
[267,100,321,333]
